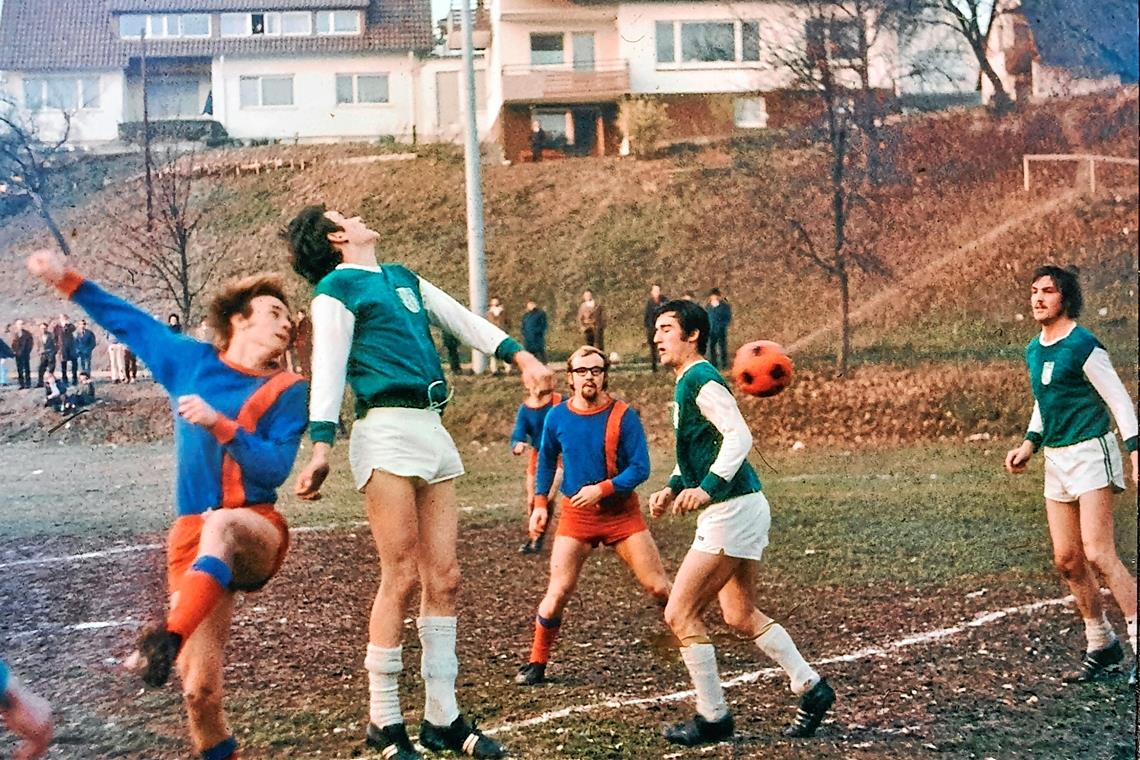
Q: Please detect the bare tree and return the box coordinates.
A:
[772,1,891,373]
[0,97,76,254]
[99,153,228,326]
[904,0,1015,111]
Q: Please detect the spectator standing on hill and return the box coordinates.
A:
[107,333,126,383]
[520,299,548,364]
[530,119,546,162]
[644,284,667,372]
[12,320,34,389]
[441,330,463,375]
[705,289,732,370]
[168,314,183,333]
[54,314,77,384]
[36,323,56,388]
[577,289,605,351]
[0,659,53,759]
[288,310,311,376]
[124,346,138,382]
[193,316,215,345]
[0,331,12,386]
[486,297,510,374]
[74,319,97,376]
[1004,265,1139,685]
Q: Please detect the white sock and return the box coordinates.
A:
[755,623,819,696]
[680,642,728,722]
[1083,614,1117,653]
[1125,616,1136,655]
[418,616,461,727]
[364,644,404,728]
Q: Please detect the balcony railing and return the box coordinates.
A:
[501,59,629,103]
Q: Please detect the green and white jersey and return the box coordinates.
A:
[309,263,522,444]
[666,359,761,503]
[1024,324,1138,452]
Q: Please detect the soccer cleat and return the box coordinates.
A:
[365,723,423,759]
[419,714,505,758]
[518,539,535,555]
[783,678,835,737]
[663,712,734,746]
[532,534,545,553]
[136,624,182,687]
[515,662,546,686]
[1062,640,1124,683]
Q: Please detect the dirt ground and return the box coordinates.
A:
[0,441,1136,759]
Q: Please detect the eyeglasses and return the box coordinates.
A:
[570,367,605,377]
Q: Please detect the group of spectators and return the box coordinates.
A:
[450,284,733,374]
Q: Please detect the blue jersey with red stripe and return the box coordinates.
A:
[69,278,308,517]
[535,399,649,499]
[509,394,560,448]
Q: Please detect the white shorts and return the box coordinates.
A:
[348,407,465,491]
[1042,433,1125,503]
[692,491,771,561]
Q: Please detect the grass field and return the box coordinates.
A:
[0,440,1135,758]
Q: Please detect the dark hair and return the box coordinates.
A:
[655,299,709,354]
[1032,265,1082,318]
[283,205,344,285]
[708,287,721,297]
[209,274,291,350]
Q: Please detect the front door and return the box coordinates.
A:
[436,70,460,131]
[572,32,595,71]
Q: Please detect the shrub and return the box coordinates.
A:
[618,97,672,159]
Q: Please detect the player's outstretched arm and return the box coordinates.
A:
[0,666,53,760]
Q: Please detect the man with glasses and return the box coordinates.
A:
[516,346,671,686]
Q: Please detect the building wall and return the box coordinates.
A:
[417,56,492,143]
[211,52,418,141]
[2,70,125,144]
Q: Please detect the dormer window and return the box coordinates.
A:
[316,10,361,35]
[221,11,314,37]
[118,13,210,40]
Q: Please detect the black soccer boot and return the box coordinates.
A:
[663,712,734,746]
[136,624,183,687]
[1062,639,1125,683]
[419,714,505,758]
[366,722,423,759]
[783,678,835,737]
[514,662,546,686]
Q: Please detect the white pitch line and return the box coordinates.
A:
[483,594,1077,736]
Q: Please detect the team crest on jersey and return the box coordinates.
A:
[396,287,421,313]
[1041,361,1054,385]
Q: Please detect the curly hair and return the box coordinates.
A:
[208,274,291,350]
[283,205,343,285]
[1032,265,1083,319]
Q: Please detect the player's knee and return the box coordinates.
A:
[663,600,693,634]
[1052,548,1085,579]
[183,681,222,716]
[1081,544,1119,576]
[643,576,671,606]
[423,561,461,604]
[720,607,755,635]
[379,559,420,601]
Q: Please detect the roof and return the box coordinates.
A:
[1019,0,1139,83]
[109,0,370,9]
[0,0,432,72]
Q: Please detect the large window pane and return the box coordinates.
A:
[261,76,293,106]
[239,76,259,107]
[333,11,359,32]
[181,14,209,37]
[155,15,179,37]
[358,75,389,103]
[119,15,146,39]
[741,21,760,61]
[47,79,78,110]
[655,21,674,64]
[221,13,247,37]
[81,78,101,109]
[23,79,44,110]
[282,12,311,35]
[335,74,354,104]
[681,22,734,63]
[530,33,563,66]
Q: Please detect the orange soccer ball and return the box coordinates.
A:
[731,340,794,397]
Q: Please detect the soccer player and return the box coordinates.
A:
[516,346,670,685]
[284,206,551,760]
[649,299,834,746]
[28,249,307,760]
[1005,265,1138,684]
[510,373,563,554]
[0,659,53,759]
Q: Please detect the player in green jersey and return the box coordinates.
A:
[1005,266,1138,684]
[649,299,834,746]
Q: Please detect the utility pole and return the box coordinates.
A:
[460,0,487,373]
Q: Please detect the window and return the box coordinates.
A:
[529,33,563,66]
[336,73,389,104]
[23,77,100,111]
[316,10,360,35]
[734,96,767,128]
[239,75,294,107]
[741,21,760,62]
[119,15,146,39]
[655,21,674,64]
[221,13,249,37]
[681,22,734,63]
[280,12,312,35]
[118,13,208,39]
[179,14,210,37]
[805,17,860,62]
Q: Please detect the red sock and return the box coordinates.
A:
[529,615,561,664]
[168,556,231,640]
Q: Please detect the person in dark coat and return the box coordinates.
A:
[0,331,13,386]
[705,288,733,370]
[37,323,57,388]
[441,330,462,375]
[74,318,97,376]
[530,119,546,162]
[520,299,549,364]
[643,283,667,372]
[11,320,34,389]
[54,314,78,384]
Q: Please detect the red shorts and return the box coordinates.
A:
[555,493,647,547]
[167,505,290,595]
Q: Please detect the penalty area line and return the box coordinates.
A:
[483,593,1077,736]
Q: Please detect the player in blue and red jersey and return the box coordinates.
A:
[28,249,307,760]
[0,658,53,759]
[509,372,563,554]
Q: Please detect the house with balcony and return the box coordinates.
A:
[0,0,436,145]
